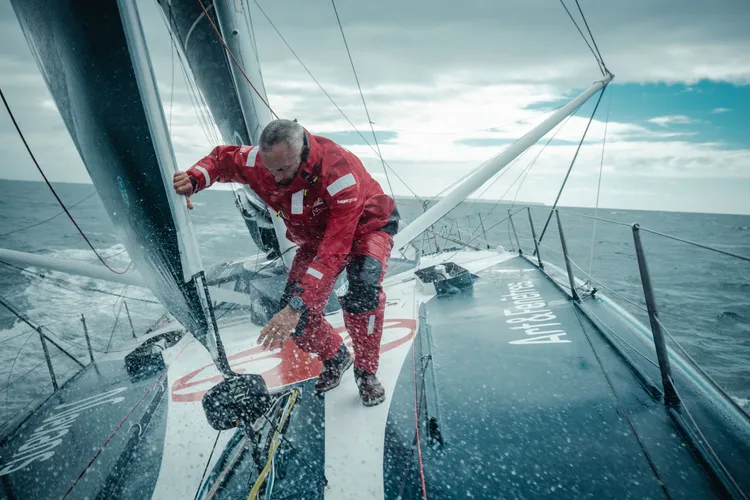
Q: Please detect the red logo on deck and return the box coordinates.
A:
[171,318,416,402]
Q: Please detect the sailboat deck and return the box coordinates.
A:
[1,253,737,499]
[0,360,167,499]
[383,257,719,499]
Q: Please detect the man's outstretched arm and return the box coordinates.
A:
[173,145,250,209]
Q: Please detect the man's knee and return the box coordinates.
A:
[341,255,383,314]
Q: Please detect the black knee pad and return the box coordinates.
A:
[340,255,382,314]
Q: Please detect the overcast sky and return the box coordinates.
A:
[1,0,749,214]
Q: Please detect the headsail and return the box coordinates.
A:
[9,0,229,371]
[157,0,296,266]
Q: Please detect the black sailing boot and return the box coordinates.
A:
[314,344,353,394]
[354,367,386,407]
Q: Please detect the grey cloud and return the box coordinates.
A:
[1,0,749,216]
[247,0,750,85]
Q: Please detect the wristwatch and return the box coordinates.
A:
[288,296,305,312]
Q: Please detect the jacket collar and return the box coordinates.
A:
[295,129,323,184]
[297,129,322,180]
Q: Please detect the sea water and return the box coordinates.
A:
[1,179,748,426]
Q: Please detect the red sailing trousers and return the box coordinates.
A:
[282,231,393,374]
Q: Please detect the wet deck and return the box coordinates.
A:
[2,253,744,499]
[0,360,167,499]
[384,257,719,499]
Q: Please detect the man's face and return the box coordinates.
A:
[260,142,301,186]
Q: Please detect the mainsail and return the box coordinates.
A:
[9,0,229,371]
[157,0,295,264]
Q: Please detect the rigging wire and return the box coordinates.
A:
[249,0,423,204]
[505,114,588,214]
[426,104,568,205]
[104,296,126,353]
[0,294,85,367]
[194,430,223,500]
[509,107,583,212]
[558,0,605,75]
[433,101,583,255]
[0,328,34,347]
[168,17,223,147]
[196,0,278,119]
[638,227,750,263]
[0,299,154,349]
[574,0,609,74]
[668,378,748,500]
[424,146,531,256]
[0,88,129,275]
[329,0,396,203]
[2,364,81,427]
[656,316,750,421]
[3,367,83,436]
[61,371,169,500]
[160,4,222,147]
[0,351,66,393]
[575,300,659,368]
[509,159,535,210]
[161,3,240,202]
[537,86,607,245]
[0,191,98,238]
[3,311,38,420]
[462,145,534,217]
[570,306,673,500]
[588,86,612,276]
[448,109,581,251]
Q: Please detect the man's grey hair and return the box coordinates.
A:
[259,119,304,154]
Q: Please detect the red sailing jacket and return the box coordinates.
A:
[187,132,399,316]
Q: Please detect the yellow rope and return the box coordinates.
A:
[247,389,300,500]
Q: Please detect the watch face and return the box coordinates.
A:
[289,296,304,310]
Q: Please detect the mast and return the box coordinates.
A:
[118,0,202,283]
[8,0,237,375]
[208,0,298,269]
[393,75,613,251]
[120,0,233,375]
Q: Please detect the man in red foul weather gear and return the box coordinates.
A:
[172,119,399,406]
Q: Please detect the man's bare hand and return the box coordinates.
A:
[257,306,302,350]
[173,171,194,210]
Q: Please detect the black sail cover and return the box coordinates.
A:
[10,0,217,350]
[155,0,288,259]
[155,0,254,146]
